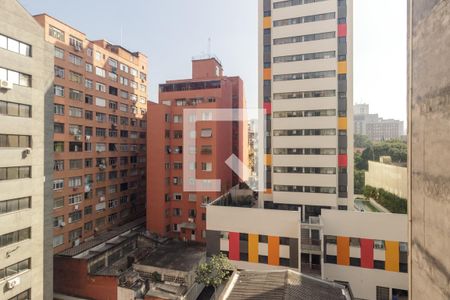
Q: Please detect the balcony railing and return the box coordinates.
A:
[301,238,321,252]
[301,263,321,277]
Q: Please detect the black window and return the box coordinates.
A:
[258,255,268,264]
[374,260,385,270]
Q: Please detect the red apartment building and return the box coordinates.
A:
[147,57,246,242]
[34,14,148,252]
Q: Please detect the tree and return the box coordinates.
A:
[195,253,234,296]
[354,170,365,195]
[354,135,372,149]
[354,152,368,170]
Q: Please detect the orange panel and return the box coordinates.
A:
[264,154,272,166]
[337,236,350,266]
[248,234,259,263]
[263,16,272,29]
[338,61,347,74]
[385,241,400,272]
[263,68,271,80]
[264,189,272,194]
[268,236,280,266]
[338,117,347,130]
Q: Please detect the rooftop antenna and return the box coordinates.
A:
[207,37,211,57]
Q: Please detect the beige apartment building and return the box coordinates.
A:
[260,0,354,217]
[32,14,148,253]
[0,1,54,299]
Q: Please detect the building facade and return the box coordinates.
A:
[147,57,245,242]
[260,0,354,217]
[354,103,404,141]
[0,1,54,298]
[365,158,407,199]
[33,14,148,253]
[409,0,450,299]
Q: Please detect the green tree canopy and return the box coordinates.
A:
[195,253,234,289]
[354,135,372,149]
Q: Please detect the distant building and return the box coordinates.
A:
[0,1,54,298]
[365,156,407,198]
[354,104,404,141]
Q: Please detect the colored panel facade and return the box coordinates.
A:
[267,236,280,266]
[338,154,348,167]
[385,241,400,272]
[263,16,272,29]
[337,236,350,266]
[228,232,240,261]
[338,24,347,37]
[263,68,272,80]
[360,238,374,269]
[264,154,272,166]
[338,61,347,74]
[338,117,348,130]
[248,234,259,263]
[263,102,272,114]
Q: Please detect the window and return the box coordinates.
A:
[85,63,93,73]
[54,85,64,97]
[68,176,82,188]
[69,71,83,84]
[69,106,83,118]
[96,82,106,93]
[53,197,64,209]
[0,166,31,181]
[69,211,82,223]
[0,197,31,215]
[53,160,64,171]
[1,259,31,282]
[0,67,30,87]
[69,53,82,66]
[130,67,138,76]
[376,286,389,300]
[84,221,93,231]
[0,228,31,248]
[54,47,64,59]
[49,25,65,41]
[200,129,212,138]
[0,100,31,118]
[119,103,128,112]
[69,159,82,170]
[108,58,118,68]
[69,89,83,101]
[95,51,102,61]
[53,215,64,228]
[0,135,31,148]
[54,65,64,78]
[54,141,64,152]
[95,97,106,107]
[108,199,118,208]
[69,228,82,242]
[120,63,129,73]
[69,142,82,152]
[95,67,106,77]
[273,31,335,45]
[201,162,212,172]
[96,143,106,152]
[53,235,64,248]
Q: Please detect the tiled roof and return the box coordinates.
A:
[225,270,351,300]
[57,217,146,257]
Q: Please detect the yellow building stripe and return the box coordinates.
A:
[338,117,347,130]
[264,154,272,166]
[248,234,259,263]
[263,68,271,81]
[338,61,347,74]
[385,241,400,272]
[263,16,272,29]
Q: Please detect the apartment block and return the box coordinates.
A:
[33,14,148,253]
[409,0,450,299]
[0,1,53,298]
[260,0,354,216]
[147,57,245,242]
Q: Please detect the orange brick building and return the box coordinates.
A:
[34,14,148,252]
[147,57,246,242]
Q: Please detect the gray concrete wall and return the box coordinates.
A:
[0,0,53,299]
[409,0,450,299]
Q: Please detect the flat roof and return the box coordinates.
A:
[138,241,205,272]
[57,217,146,257]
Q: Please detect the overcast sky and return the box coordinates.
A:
[19,0,407,122]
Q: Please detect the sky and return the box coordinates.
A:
[19,0,407,123]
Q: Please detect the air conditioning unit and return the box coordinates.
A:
[0,80,13,90]
[74,205,79,210]
[59,221,66,227]
[188,218,194,223]
[100,196,105,202]
[68,217,72,223]
[7,277,20,289]
[85,135,91,141]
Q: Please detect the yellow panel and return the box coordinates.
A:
[248,234,259,263]
[265,154,272,166]
[338,61,347,74]
[268,236,280,266]
[385,241,400,272]
[263,68,271,81]
[338,117,347,130]
[337,236,350,266]
[263,16,272,29]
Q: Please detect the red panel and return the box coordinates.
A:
[228,232,240,261]
[360,238,374,269]
[338,154,348,167]
[338,24,347,37]
[263,102,271,115]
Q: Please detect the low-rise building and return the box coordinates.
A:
[206,186,408,300]
[365,157,407,199]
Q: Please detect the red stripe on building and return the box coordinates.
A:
[360,238,374,269]
[338,24,347,37]
[338,154,348,167]
[228,232,240,261]
[263,102,272,115]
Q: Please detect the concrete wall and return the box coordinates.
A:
[409,0,450,299]
[0,1,53,299]
[365,161,407,199]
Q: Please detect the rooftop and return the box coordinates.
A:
[57,217,146,257]
[210,183,257,208]
[138,241,205,272]
[222,270,352,300]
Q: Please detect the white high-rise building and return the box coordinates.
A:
[0,1,54,299]
[259,0,354,218]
